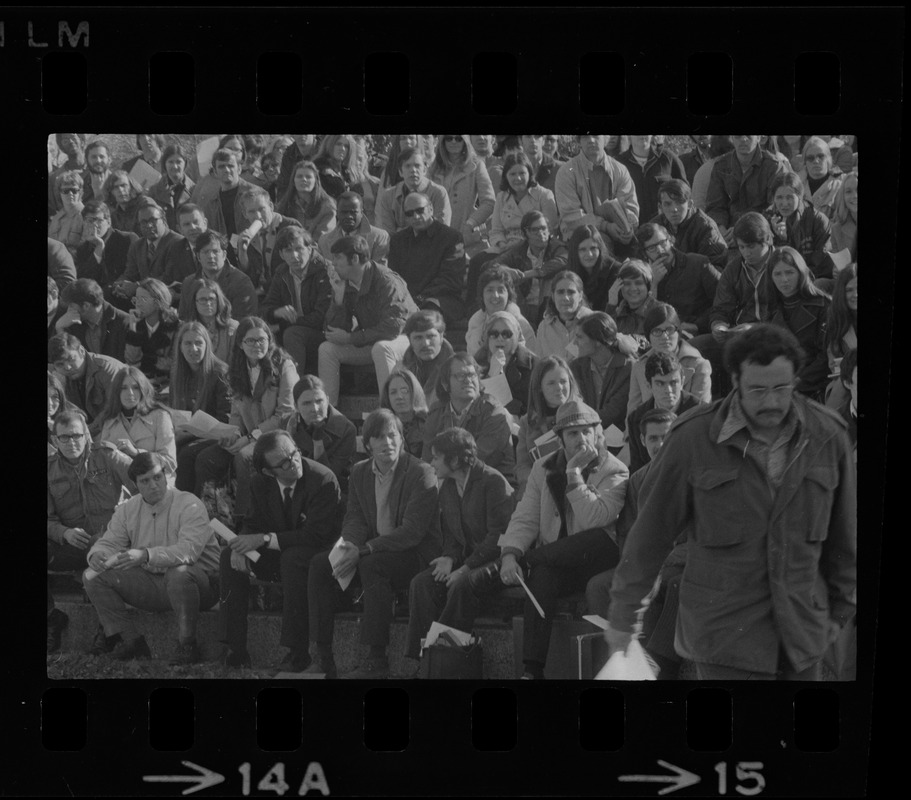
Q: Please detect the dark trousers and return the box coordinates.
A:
[695,649,821,681]
[176,437,213,492]
[309,548,421,649]
[47,540,90,612]
[523,528,620,668]
[688,334,731,398]
[405,561,500,659]
[281,325,324,375]
[218,544,322,656]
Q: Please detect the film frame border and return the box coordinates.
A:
[6,4,901,797]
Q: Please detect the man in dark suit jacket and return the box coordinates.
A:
[306,409,441,679]
[520,136,562,192]
[218,430,342,670]
[405,428,514,664]
[387,192,467,326]
[114,201,187,300]
[55,278,129,361]
[75,200,139,294]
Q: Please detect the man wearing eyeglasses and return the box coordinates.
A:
[387,192,467,326]
[46,410,133,654]
[113,200,187,300]
[605,325,856,681]
[217,430,342,671]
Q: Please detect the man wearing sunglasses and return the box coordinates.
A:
[605,325,856,681]
[217,430,342,672]
[387,192,467,326]
[47,410,133,654]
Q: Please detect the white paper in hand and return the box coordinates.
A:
[209,519,260,562]
[595,638,657,680]
[480,372,513,407]
[328,537,355,590]
[829,248,853,273]
[602,424,625,448]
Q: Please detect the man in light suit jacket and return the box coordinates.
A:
[217,430,343,671]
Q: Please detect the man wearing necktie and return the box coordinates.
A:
[217,430,342,671]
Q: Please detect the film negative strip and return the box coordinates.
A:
[5,5,901,796]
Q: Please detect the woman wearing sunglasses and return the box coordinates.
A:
[474,311,537,417]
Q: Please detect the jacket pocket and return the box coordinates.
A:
[803,465,838,541]
[689,467,760,546]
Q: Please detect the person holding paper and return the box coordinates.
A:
[235,185,303,289]
[387,192,468,327]
[605,325,856,681]
[422,353,516,485]
[615,135,687,226]
[119,134,164,180]
[473,312,537,417]
[317,234,417,405]
[626,352,707,473]
[404,427,515,669]
[217,430,342,670]
[553,134,639,253]
[515,356,580,496]
[177,228,258,322]
[305,409,441,679]
[169,322,231,492]
[570,312,637,432]
[83,452,221,666]
[498,400,628,680]
[47,410,133,653]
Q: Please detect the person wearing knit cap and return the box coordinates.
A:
[498,399,628,679]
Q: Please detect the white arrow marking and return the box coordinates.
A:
[143,761,225,795]
[618,759,701,795]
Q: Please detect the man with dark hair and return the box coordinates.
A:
[55,278,129,360]
[679,135,712,188]
[626,352,706,472]
[262,225,332,373]
[176,229,258,320]
[319,191,390,265]
[306,409,441,679]
[387,192,468,325]
[49,333,124,434]
[606,324,856,681]
[319,235,417,404]
[46,410,133,653]
[636,222,721,336]
[404,427,514,670]
[48,237,77,292]
[75,200,140,292]
[399,310,454,403]
[218,429,342,670]
[652,179,727,267]
[236,185,302,289]
[616,135,687,225]
[197,148,257,240]
[706,135,789,246]
[375,148,452,235]
[83,452,221,665]
[81,140,113,204]
[421,353,516,484]
[113,201,188,300]
[519,135,561,192]
[498,400,628,679]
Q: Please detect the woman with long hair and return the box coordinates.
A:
[515,355,580,494]
[535,270,594,360]
[767,246,832,399]
[380,368,429,457]
[102,170,145,235]
[148,142,196,230]
[626,303,712,415]
[796,136,844,219]
[97,365,177,482]
[192,316,299,517]
[473,311,538,417]
[428,134,495,254]
[48,170,84,255]
[312,134,360,200]
[350,138,382,224]
[570,311,636,431]
[488,152,558,255]
[276,160,337,240]
[124,277,179,386]
[169,321,231,491]
[828,171,857,261]
[566,223,622,312]
[181,277,239,363]
[465,266,537,356]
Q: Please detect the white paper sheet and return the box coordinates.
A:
[210,518,260,562]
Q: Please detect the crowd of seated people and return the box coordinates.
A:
[46,134,858,680]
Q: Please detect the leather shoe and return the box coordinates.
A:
[274,649,311,673]
[340,658,389,680]
[88,625,120,656]
[220,648,252,668]
[170,640,201,666]
[301,655,337,679]
[110,635,152,661]
[46,609,69,655]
